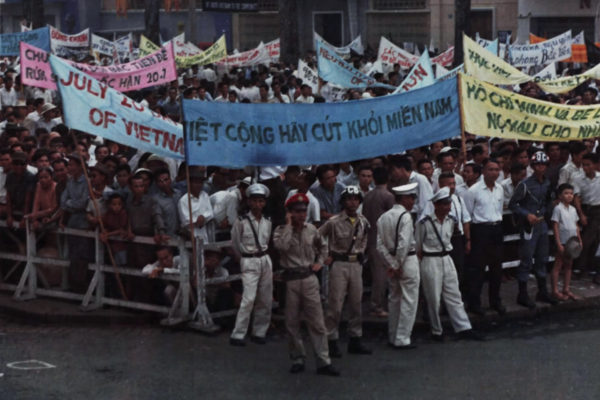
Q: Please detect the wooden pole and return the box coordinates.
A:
[457,72,468,165]
[70,136,128,301]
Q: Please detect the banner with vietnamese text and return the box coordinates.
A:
[0,27,50,56]
[50,27,90,60]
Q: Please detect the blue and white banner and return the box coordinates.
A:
[393,51,435,94]
[182,77,460,167]
[476,33,499,56]
[316,40,395,90]
[0,27,50,56]
[49,55,184,160]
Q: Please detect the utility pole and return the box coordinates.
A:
[454,0,471,67]
[279,0,299,65]
[145,0,161,44]
[188,0,197,44]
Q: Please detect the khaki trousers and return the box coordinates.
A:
[421,256,471,336]
[286,274,331,367]
[326,261,363,340]
[388,254,420,346]
[231,255,273,340]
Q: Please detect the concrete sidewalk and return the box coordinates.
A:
[1,275,600,330]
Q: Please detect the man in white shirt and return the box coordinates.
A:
[178,168,214,244]
[432,151,465,192]
[388,155,433,220]
[501,163,527,208]
[558,141,586,187]
[295,84,314,104]
[0,76,18,109]
[463,158,505,316]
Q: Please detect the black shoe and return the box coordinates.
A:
[458,329,486,341]
[317,365,340,377]
[388,342,417,350]
[491,303,507,316]
[229,338,246,347]
[467,305,485,316]
[536,291,558,305]
[290,364,305,374]
[347,338,372,355]
[328,340,342,358]
[431,333,445,343]
[250,335,266,344]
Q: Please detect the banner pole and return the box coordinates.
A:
[457,73,468,165]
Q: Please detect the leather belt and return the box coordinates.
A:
[241,250,268,258]
[331,252,363,263]
[473,221,501,226]
[422,251,451,257]
[407,251,417,256]
[282,268,313,281]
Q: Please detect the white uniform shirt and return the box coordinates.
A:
[376,204,415,270]
[449,193,471,235]
[178,191,214,243]
[230,212,272,254]
[551,202,579,244]
[463,180,504,224]
[574,172,600,205]
[558,160,583,187]
[415,214,454,253]
[286,189,321,224]
[409,171,434,219]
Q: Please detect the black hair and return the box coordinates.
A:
[557,183,574,194]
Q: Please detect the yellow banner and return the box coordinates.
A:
[463,34,600,94]
[460,73,600,141]
[176,35,227,68]
[139,35,160,57]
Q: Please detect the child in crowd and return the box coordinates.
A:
[551,184,582,301]
[100,192,132,266]
[26,167,58,231]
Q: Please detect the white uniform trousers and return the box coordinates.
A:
[286,274,331,367]
[231,255,273,340]
[325,261,363,340]
[420,255,471,336]
[388,254,420,346]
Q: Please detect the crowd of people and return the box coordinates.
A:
[2,48,600,376]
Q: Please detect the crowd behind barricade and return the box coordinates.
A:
[2,51,600,376]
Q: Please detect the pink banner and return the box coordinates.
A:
[432,47,454,67]
[21,41,177,92]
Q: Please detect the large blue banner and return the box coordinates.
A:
[0,27,50,56]
[183,77,460,167]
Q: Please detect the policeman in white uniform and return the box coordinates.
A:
[230,183,273,346]
[416,187,483,341]
[376,182,420,349]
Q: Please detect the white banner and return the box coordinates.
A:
[533,62,557,80]
[91,33,115,57]
[298,59,319,93]
[377,37,419,69]
[509,30,572,67]
[50,26,90,60]
[218,42,270,67]
[393,50,435,94]
[314,32,364,57]
[114,33,132,63]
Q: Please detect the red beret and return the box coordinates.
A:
[285,193,310,208]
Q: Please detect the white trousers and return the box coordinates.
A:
[388,254,420,346]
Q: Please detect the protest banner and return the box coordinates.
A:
[182,76,459,167]
[393,50,435,94]
[0,27,50,56]
[217,42,269,67]
[91,33,116,57]
[534,62,557,81]
[314,32,364,57]
[176,35,227,67]
[115,33,133,63]
[464,34,600,94]
[22,42,177,92]
[509,30,572,67]
[49,55,184,160]
[50,27,90,60]
[317,40,395,90]
[437,64,464,81]
[431,46,454,67]
[264,38,280,62]
[460,73,600,142]
[532,31,587,64]
[377,36,419,69]
[139,35,160,57]
[475,33,499,55]
[298,59,319,93]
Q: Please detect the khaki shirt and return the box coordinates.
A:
[376,204,415,270]
[230,212,272,255]
[415,213,455,253]
[273,223,327,269]
[318,210,369,255]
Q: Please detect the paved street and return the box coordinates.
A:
[2,304,600,400]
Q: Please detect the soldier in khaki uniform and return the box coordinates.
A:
[416,187,483,342]
[376,182,420,349]
[319,186,372,357]
[273,193,340,376]
[230,183,273,346]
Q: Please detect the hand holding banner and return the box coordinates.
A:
[50,55,184,160]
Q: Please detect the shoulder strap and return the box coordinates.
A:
[346,219,362,255]
[243,215,263,250]
[426,216,446,253]
[390,211,408,256]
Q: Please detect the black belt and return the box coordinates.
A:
[241,250,268,258]
[422,251,451,257]
[282,268,313,281]
[331,252,363,263]
[407,251,417,256]
[473,221,501,226]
